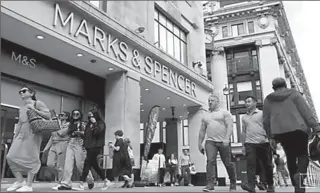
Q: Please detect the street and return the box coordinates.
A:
[1,182,320,192]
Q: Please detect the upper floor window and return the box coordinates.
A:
[88,1,107,12]
[222,26,228,38]
[226,47,259,74]
[154,9,187,64]
[229,79,262,107]
[248,21,255,34]
[232,23,245,36]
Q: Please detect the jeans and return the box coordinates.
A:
[245,143,274,187]
[169,166,177,184]
[274,130,309,187]
[180,165,191,185]
[80,147,105,182]
[205,140,236,186]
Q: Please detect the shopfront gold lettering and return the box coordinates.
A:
[93,26,106,52]
[11,51,36,69]
[52,3,198,98]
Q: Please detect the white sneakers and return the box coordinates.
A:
[6,181,30,192]
[52,184,61,190]
[72,184,85,191]
[101,180,113,190]
[16,185,33,192]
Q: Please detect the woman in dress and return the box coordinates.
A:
[109,130,133,186]
[6,85,51,192]
[42,111,71,190]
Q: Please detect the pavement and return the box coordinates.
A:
[1,181,320,192]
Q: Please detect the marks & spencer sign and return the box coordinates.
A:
[52,3,196,98]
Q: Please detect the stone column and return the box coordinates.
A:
[165,118,182,158]
[104,71,141,169]
[211,47,228,109]
[256,38,280,99]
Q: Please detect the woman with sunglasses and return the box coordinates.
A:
[78,109,112,190]
[42,111,71,190]
[6,85,51,192]
[58,109,94,190]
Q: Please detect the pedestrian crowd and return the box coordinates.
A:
[3,77,320,193]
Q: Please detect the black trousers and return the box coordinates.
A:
[274,130,309,186]
[158,168,165,184]
[245,142,274,187]
[80,147,105,182]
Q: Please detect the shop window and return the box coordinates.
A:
[62,95,82,114]
[232,23,245,36]
[154,9,187,64]
[248,21,255,34]
[237,81,253,105]
[222,26,228,38]
[182,119,189,146]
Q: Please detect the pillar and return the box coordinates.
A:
[211,48,228,109]
[256,39,281,99]
[165,118,182,158]
[104,71,141,169]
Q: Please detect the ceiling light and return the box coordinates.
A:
[162,108,166,110]
[76,53,83,57]
[180,116,183,118]
[36,35,44,40]
[145,88,149,91]
[140,103,143,106]
[166,96,170,100]
[141,109,144,112]
[183,104,186,107]
[108,67,114,71]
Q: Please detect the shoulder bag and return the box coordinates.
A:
[27,101,61,134]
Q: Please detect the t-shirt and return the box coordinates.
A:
[128,146,134,159]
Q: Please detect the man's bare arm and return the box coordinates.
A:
[198,119,207,147]
[224,110,234,142]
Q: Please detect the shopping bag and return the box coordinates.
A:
[164,171,171,183]
[190,163,196,175]
[140,160,158,183]
[309,135,320,161]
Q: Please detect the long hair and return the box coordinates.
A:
[70,109,83,123]
[89,108,103,122]
[21,85,37,101]
[62,111,71,122]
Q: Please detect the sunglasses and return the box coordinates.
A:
[73,112,80,116]
[19,89,29,94]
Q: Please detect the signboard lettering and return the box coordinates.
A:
[53,3,196,98]
[11,51,36,68]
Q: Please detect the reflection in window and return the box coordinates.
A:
[232,23,245,36]
[237,82,253,105]
[248,21,255,34]
[235,51,251,72]
[226,48,258,74]
[154,9,187,64]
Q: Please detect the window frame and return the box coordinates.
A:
[226,46,259,74]
[248,21,255,34]
[154,9,187,64]
[222,26,228,38]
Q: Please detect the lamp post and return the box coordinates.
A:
[223,84,230,110]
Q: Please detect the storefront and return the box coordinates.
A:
[1,1,213,181]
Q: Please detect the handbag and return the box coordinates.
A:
[27,101,61,134]
[309,135,320,161]
[189,163,196,175]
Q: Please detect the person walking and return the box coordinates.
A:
[274,154,289,187]
[241,96,274,193]
[123,138,135,188]
[6,85,51,192]
[178,149,193,186]
[109,130,133,187]
[58,110,94,190]
[198,94,236,192]
[263,77,320,193]
[78,109,112,190]
[42,111,71,190]
[152,148,166,187]
[168,153,178,186]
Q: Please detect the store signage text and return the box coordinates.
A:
[11,51,36,68]
[52,3,196,98]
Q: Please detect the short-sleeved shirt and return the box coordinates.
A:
[242,109,269,144]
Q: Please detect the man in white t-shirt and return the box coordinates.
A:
[152,148,166,186]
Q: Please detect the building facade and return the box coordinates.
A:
[1,1,212,182]
[203,0,318,184]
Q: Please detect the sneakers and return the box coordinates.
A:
[58,185,72,190]
[73,184,85,191]
[16,185,33,192]
[229,182,237,191]
[88,183,94,190]
[52,184,61,190]
[6,181,26,192]
[101,180,113,190]
[203,185,215,192]
[188,184,194,186]
[241,183,256,193]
